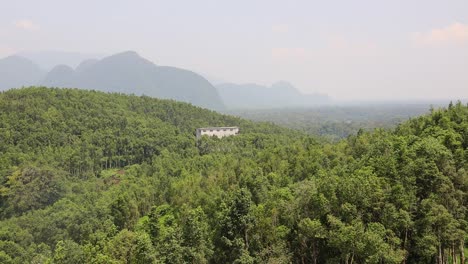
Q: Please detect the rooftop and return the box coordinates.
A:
[197,126,239,130]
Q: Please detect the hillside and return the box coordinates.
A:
[217,81,330,109]
[0,87,467,263]
[0,87,283,177]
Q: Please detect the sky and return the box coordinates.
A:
[1,0,468,101]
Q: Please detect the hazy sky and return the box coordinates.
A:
[1,0,468,100]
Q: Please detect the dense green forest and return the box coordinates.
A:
[228,105,434,141]
[0,87,467,263]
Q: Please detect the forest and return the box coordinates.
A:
[0,87,467,264]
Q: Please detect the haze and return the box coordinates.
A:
[2,0,467,101]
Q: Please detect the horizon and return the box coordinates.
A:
[1,49,466,105]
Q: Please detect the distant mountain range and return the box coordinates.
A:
[0,51,331,110]
[217,81,330,109]
[0,51,224,110]
[16,51,105,70]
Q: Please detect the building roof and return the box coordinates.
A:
[197,126,239,130]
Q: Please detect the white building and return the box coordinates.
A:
[196,126,239,139]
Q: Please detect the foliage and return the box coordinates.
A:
[0,87,467,263]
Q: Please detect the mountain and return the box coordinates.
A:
[40,51,225,110]
[217,81,330,109]
[42,64,75,87]
[0,56,45,90]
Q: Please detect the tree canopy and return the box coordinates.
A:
[0,87,466,263]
